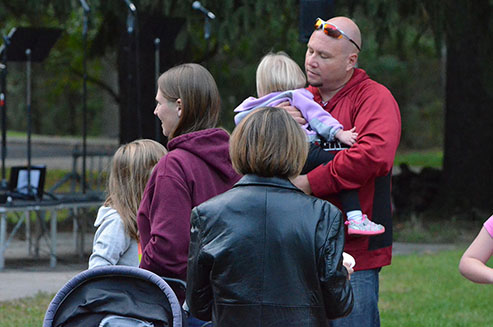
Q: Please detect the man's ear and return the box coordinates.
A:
[176,98,182,117]
[347,53,358,71]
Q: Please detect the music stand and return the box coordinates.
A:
[9,165,47,200]
[0,27,62,199]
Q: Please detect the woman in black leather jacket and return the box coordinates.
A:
[186,106,353,326]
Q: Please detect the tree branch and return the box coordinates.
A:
[70,67,120,104]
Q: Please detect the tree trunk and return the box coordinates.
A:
[441,0,493,210]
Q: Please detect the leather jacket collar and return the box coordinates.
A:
[233,174,303,193]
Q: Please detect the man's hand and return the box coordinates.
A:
[278,101,307,125]
[289,174,312,194]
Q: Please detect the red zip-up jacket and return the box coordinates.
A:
[307,68,401,271]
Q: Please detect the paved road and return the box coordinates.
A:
[0,232,92,302]
[0,232,464,302]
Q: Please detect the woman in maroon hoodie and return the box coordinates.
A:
[137,63,241,301]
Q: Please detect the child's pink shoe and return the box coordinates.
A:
[345,215,385,236]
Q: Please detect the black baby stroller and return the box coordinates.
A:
[43,266,185,327]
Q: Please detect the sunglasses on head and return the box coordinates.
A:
[314,18,361,52]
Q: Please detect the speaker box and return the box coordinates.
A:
[299,0,334,42]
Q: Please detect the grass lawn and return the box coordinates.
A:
[1,249,490,326]
[380,249,492,327]
[394,148,443,168]
[0,293,51,326]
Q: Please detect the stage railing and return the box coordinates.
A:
[0,198,102,270]
[48,145,114,195]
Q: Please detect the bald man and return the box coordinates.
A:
[288,17,401,327]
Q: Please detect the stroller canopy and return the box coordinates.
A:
[43,266,183,327]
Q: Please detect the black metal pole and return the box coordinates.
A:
[81,8,89,194]
[135,11,142,139]
[205,17,211,67]
[126,11,135,141]
[154,38,160,141]
[25,48,32,198]
[0,36,9,189]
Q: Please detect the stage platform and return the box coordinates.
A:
[0,194,103,270]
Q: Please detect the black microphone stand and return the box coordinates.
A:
[204,17,212,65]
[125,2,142,139]
[81,4,90,194]
[193,3,215,66]
[126,11,134,140]
[25,48,33,198]
[135,10,142,139]
[204,16,212,41]
[154,38,160,141]
[0,35,9,191]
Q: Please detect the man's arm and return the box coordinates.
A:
[307,86,401,198]
[277,101,307,125]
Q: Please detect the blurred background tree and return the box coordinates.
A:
[0,0,492,210]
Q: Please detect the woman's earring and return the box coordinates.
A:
[176,99,182,117]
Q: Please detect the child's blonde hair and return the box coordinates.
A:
[104,139,167,241]
[256,51,307,97]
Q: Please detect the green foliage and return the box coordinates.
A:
[349,3,445,149]
[0,0,450,147]
[1,1,106,136]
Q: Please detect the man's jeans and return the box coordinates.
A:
[187,316,210,327]
[329,268,381,327]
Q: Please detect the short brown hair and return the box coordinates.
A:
[230,106,308,178]
[157,63,221,139]
[256,51,306,97]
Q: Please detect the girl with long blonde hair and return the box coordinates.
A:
[89,139,167,268]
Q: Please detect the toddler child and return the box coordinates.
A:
[89,139,167,268]
[234,51,384,235]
